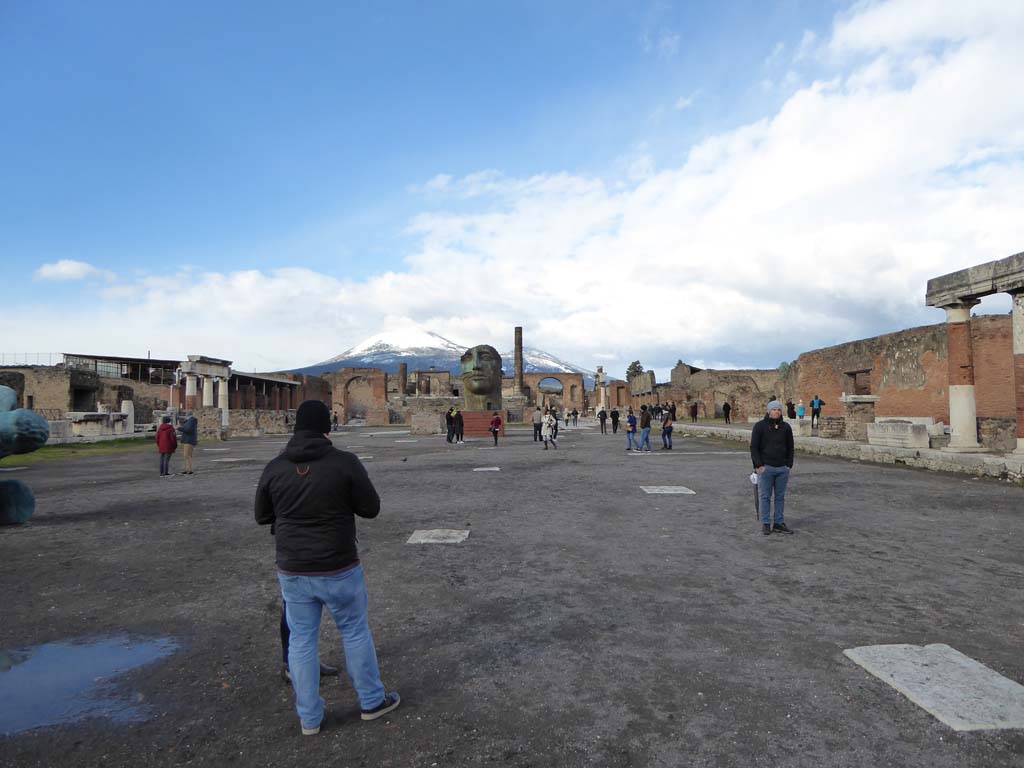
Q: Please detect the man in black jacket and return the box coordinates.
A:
[256,400,400,735]
[750,400,795,536]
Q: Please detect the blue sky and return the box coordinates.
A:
[4,1,1023,375]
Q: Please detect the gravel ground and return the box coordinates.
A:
[1,423,1022,767]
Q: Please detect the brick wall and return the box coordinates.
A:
[460,410,506,438]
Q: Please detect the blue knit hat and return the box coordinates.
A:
[767,400,783,412]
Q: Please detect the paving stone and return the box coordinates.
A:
[641,486,696,494]
[407,529,470,544]
[844,643,1024,731]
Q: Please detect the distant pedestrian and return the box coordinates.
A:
[750,400,795,536]
[637,405,652,452]
[489,412,502,446]
[722,401,732,424]
[178,411,198,475]
[786,400,796,420]
[661,412,674,450]
[453,409,464,444]
[541,409,557,450]
[598,407,608,435]
[156,416,177,477]
[532,407,543,442]
[797,400,805,419]
[610,408,620,434]
[552,411,560,441]
[445,408,455,443]
[625,409,637,451]
[690,402,698,423]
[571,408,579,427]
[810,395,825,428]
[332,412,339,431]
[669,401,677,420]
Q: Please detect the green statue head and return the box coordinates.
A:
[460,345,503,411]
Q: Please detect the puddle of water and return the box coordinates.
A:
[0,634,178,736]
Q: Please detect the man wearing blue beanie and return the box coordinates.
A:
[750,400,795,535]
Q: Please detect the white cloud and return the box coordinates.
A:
[765,41,786,66]
[673,91,700,111]
[34,259,112,282]
[795,29,818,60]
[16,0,1024,378]
[642,28,680,59]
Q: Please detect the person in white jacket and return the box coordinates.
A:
[541,409,558,450]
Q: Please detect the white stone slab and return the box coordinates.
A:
[394,439,419,443]
[407,529,470,544]
[473,467,500,471]
[345,445,365,449]
[477,446,495,450]
[844,643,1024,731]
[641,486,696,494]
[357,456,373,460]
[210,457,260,462]
[202,448,230,451]
[0,466,28,472]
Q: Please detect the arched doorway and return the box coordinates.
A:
[345,377,373,422]
[538,377,564,411]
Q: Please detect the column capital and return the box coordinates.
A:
[943,299,981,323]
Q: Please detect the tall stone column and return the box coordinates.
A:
[202,376,215,407]
[217,378,230,427]
[398,363,408,397]
[514,327,524,395]
[943,301,983,451]
[185,375,198,410]
[1012,291,1024,455]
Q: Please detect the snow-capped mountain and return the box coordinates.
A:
[291,328,594,382]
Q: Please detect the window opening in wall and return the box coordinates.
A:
[845,369,872,395]
[26,395,34,409]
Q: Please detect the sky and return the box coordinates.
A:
[3,0,1023,380]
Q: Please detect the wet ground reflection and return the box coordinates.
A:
[0,634,178,736]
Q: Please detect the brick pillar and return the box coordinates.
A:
[398,364,408,396]
[247,384,257,410]
[514,326,524,395]
[281,386,291,411]
[184,375,198,410]
[271,386,280,411]
[943,301,983,451]
[1012,291,1024,455]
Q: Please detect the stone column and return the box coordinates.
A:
[217,378,230,427]
[1012,291,1024,455]
[202,376,214,407]
[514,326,524,396]
[185,375,198,410]
[398,363,408,397]
[943,301,983,451]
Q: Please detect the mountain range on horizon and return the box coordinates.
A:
[290,326,598,383]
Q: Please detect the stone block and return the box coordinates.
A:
[411,412,443,435]
[785,417,813,437]
[867,421,930,449]
[819,416,846,439]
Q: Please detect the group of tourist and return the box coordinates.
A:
[444,407,465,444]
[154,411,199,477]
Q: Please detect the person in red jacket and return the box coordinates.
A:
[489,411,502,446]
[155,416,177,477]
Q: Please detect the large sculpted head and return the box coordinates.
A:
[0,385,50,525]
[460,345,503,410]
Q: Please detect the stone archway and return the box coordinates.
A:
[345,376,374,422]
[538,376,564,411]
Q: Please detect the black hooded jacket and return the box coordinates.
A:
[255,430,380,573]
[750,415,794,469]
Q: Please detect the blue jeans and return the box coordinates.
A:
[637,427,651,451]
[277,566,385,730]
[758,465,790,525]
[661,427,672,448]
[627,430,636,449]
[159,453,171,474]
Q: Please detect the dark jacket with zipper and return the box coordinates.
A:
[255,430,380,573]
[750,415,794,469]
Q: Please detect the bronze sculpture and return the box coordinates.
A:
[460,345,503,411]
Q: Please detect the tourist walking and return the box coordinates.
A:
[786,400,796,419]
[597,407,608,434]
[532,407,543,441]
[669,401,677,420]
[541,409,558,450]
[332,412,339,431]
[571,408,579,426]
[445,408,455,443]
[255,400,400,735]
[552,411,560,440]
[797,400,806,419]
[453,408,464,444]
[625,408,638,451]
[178,411,198,475]
[690,402,698,423]
[489,411,502,446]
[661,411,674,450]
[750,400,795,536]
[722,401,731,424]
[810,395,825,428]
[637,405,652,452]
[156,416,177,477]
[610,408,620,434]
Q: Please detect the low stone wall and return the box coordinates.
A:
[979,418,1017,453]
[228,409,290,437]
[819,416,846,439]
[867,421,930,449]
[676,423,1024,483]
